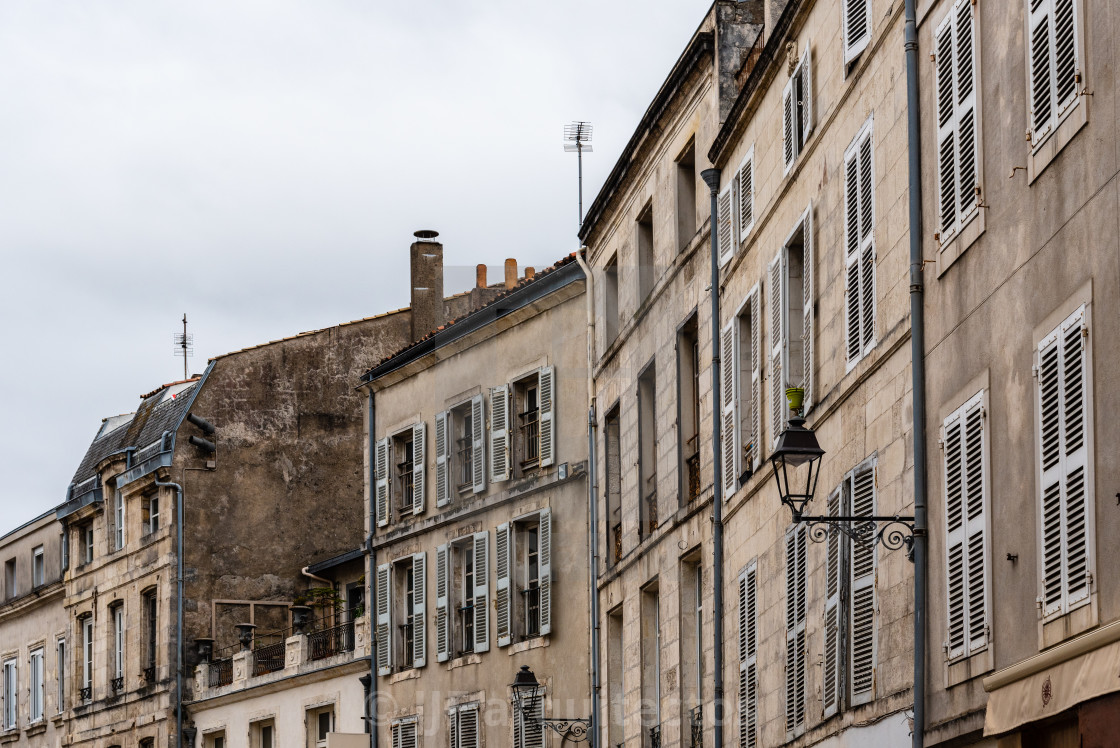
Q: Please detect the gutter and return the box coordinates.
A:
[366,390,379,748]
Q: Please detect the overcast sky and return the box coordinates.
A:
[0,0,713,532]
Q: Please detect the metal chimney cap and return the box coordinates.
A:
[413,229,440,240]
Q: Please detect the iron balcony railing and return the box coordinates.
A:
[689,706,703,748]
[209,657,233,687]
[111,676,124,693]
[79,686,91,702]
[520,585,541,638]
[310,617,355,660]
[649,724,662,748]
[143,665,156,682]
[612,522,623,564]
[686,451,701,502]
[253,639,286,675]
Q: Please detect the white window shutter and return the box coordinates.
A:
[412,552,426,668]
[784,526,807,734]
[1060,310,1090,608]
[738,564,758,748]
[539,509,553,635]
[850,466,876,705]
[538,367,556,467]
[496,522,512,647]
[738,151,754,239]
[436,544,450,662]
[473,531,490,653]
[823,489,842,717]
[458,705,479,748]
[782,80,795,172]
[471,394,487,494]
[435,411,450,508]
[801,205,814,410]
[376,563,392,676]
[962,397,989,654]
[721,320,740,497]
[718,184,735,266]
[1038,331,1064,617]
[1028,0,1054,143]
[750,289,762,472]
[944,410,968,660]
[844,145,861,364]
[857,132,876,354]
[1053,0,1079,115]
[449,708,459,748]
[935,13,958,237]
[376,438,390,527]
[769,252,787,450]
[801,45,813,138]
[843,0,872,63]
[955,0,978,224]
[412,422,426,515]
[489,385,511,483]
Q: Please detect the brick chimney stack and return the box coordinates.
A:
[410,230,445,342]
[504,258,518,289]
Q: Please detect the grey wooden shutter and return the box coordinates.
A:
[435,411,450,508]
[718,184,735,266]
[801,205,814,411]
[738,563,758,748]
[449,708,458,748]
[412,552,426,668]
[473,531,490,653]
[769,252,787,450]
[1028,0,1080,145]
[844,0,871,63]
[750,289,762,471]
[1053,0,1079,116]
[538,367,556,468]
[721,320,740,496]
[376,563,391,676]
[936,13,959,236]
[496,522,512,647]
[785,525,807,735]
[800,45,813,138]
[936,0,979,241]
[489,385,511,483]
[850,465,876,705]
[857,131,875,353]
[457,705,479,748]
[412,423,426,515]
[539,509,552,636]
[845,124,875,364]
[471,394,486,494]
[782,81,795,172]
[823,489,842,717]
[738,151,754,238]
[844,146,862,363]
[376,438,390,527]
[436,544,450,663]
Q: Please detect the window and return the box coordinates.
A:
[142,493,160,536]
[641,582,661,742]
[784,525,807,737]
[935,0,980,245]
[943,392,990,662]
[676,141,697,250]
[374,423,426,526]
[61,531,69,572]
[143,589,158,680]
[449,704,480,748]
[1027,0,1082,149]
[81,616,93,700]
[716,148,755,267]
[56,639,65,713]
[844,119,876,366]
[783,46,813,173]
[490,367,555,482]
[678,316,702,504]
[603,254,620,345]
[436,533,489,661]
[375,553,426,675]
[436,396,486,506]
[79,523,94,566]
[29,649,43,723]
[822,459,878,716]
[842,0,872,63]
[111,603,125,690]
[723,287,762,496]
[111,489,125,551]
[4,559,15,599]
[207,733,226,748]
[1037,305,1093,620]
[738,563,758,748]
[604,405,622,566]
[496,510,552,646]
[680,558,703,715]
[637,201,655,303]
[638,362,658,538]
[607,607,624,748]
[310,707,334,748]
[769,206,814,447]
[252,719,276,748]
[513,686,544,748]
[390,717,417,748]
[32,546,44,588]
[2,659,16,729]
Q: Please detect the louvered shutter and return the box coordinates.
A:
[473,531,490,653]
[449,708,458,748]
[721,320,740,497]
[769,253,787,450]
[944,409,967,659]
[845,125,875,364]
[844,148,862,363]
[749,290,762,471]
[1038,329,1063,615]
[823,489,842,717]
[843,0,872,63]
[936,1,979,241]
[718,184,735,266]
[936,14,958,236]
[376,438,390,527]
[436,544,450,662]
[538,509,552,636]
[785,526,807,734]
[458,705,479,748]
[514,690,545,748]
[412,552,426,668]
[538,367,556,467]
[955,0,978,225]
[801,205,814,410]
[496,522,512,647]
[850,466,876,704]
[858,133,875,353]
[800,45,813,138]
[738,152,754,239]
[489,385,510,483]
[738,564,758,748]
[471,394,487,493]
[395,720,417,748]
[1028,0,1054,142]
[376,563,391,676]
[412,423,426,515]
[1053,0,1078,116]
[782,81,795,172]
[436,412,450,508]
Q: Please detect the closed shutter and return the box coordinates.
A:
[376,563,392,676]
[455,705,479,748]
[718,184,735,266]
[449,707,457,748]
[769,252,787,450]
[436,412,450,508]
[844,123,875,364]
[1053,0,1078,115]
[412,423,426,515]
[376,438,390,527]
[936,0,979,241]
[722,320,740,496]
[393,720,417,748]
[490,385,511,483]
[738,151,754,239]
[471,394,487,494]
[784,525,807,734]
[514,689,545,748]
[539,509,553,636]
[436,544,450,662]
[1028,0,1080,145]
[782,81,795,172]
[850,465,876,704]
[801,205,814,410]
[750,289,762,471]
[843,0,872,63]
[496,522,512,647]
[538,367,556,467]
[473,532,490,653]
[738,563,758,748]
[412,552,426,668]
[823,489,842,717]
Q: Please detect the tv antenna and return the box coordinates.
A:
[173,313,194,380]
[564,121,593,230]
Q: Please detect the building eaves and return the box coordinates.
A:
[306,547,366,576]
[0,507,60,546]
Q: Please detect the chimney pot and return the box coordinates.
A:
[525,267,536,279]
[504,259,518,289]
[476,264,487,289]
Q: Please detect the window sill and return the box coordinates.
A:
[446,653,482,671]
[936,209,985,278]
[24,722,46,737]
[1029,101,1088,184]
[388,668,420,684]
[945,645,994,688]
[0,730,17,745]
[1040,595,1097,650]
[507,636,549,655]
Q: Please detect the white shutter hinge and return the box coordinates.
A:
[1088,572,1094,586]
[1035,597,1043,610]
[1032,364,1039,378]
[937,437,944,450]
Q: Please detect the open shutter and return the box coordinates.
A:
[850,466,876,704]
[538,509,552,636]
[750,289,762,471]
[1038,329,1064,617]
[436,544,450,662]
[473,531,490,653]
[801,45,813,138]
[782,80,795,172]
[412,552,426,668]
[844,146,862,363]
[1053,0,1078,115]
[857,132,875,353]
[944,408,968,660]
[955,0,978,224]
[738,564,758,748]
[1028,0,1054,143]
[538,367,556,468]
[435,412,450,508]
[823,488,842,717]
[376,438,390,527]
[412,423,426,515]
[489,385,510,483]
[962,396,988,654]
[721,320,740,496]
[843,0,871,63]
[738,151,754,239]
[496,522,512,647]
[449,709,459,748]
[936,13,958,236]
[769,252,787,450]
[471,394,486,493]
[718,184,735,266]
[784,526,807,734]
[801,204,814,410]
[376,563,391,676]
[1061,309,1090,610]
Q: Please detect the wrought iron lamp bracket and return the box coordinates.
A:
[797,514,917,560]
[537,718,592,742]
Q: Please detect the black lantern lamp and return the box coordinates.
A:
[509,666,591,742]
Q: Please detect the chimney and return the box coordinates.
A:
[504,258,518,289]
[525,267,536,280]
[410,230,445,342]
[476,264,487,289]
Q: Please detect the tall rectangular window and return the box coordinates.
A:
[605,406,622,565]
[2,659,16,729]
[607,607,624,748]
[309,707,334,748]
[32,545,44,588]
[29,649,43,723]
[641,583,661,744]
[678,316,702,504]
[4,559,16,599]
[676,141,697,250]
[142,493,160,536]
[449,704,480,748]
[723,288,762,497]
[435,534,489,662]
[61,531,69,572]
[769,207,814,446]
[80,523,94,566]
[844,120,875,366]
[435,396,485,505]
[111,604,125,690]
[638,362,658,539]
[637,202,655,303]
[375,553,426,674]
[680,557,703,716]
[56,639,66,713]
[603,255,620,344]
[738,563,758,748]
[1027,0,1082,148]
[495,511,552,647]
[784,525,807,737]
[112,489,125,551]
[782,46,813,172]
[391,717,417,748]
[81,616,93,700]
[935,0,980,243]
[843,0,872,63]
[143,589,158,680]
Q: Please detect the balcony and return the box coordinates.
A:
[686,452,701,503]
[648,724,662,748]
[689,706,703,748]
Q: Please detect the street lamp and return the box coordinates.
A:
[770,388,916,554]
[509,666,592,743]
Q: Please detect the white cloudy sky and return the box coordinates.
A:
[0,0,712,531]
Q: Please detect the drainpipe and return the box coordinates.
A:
[155,479,185,748]
[903,0,929,744]
[574,249,600,748]
[366,390,379,748]
[699,168,725,748]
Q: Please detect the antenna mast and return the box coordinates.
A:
[564,121,593,231]
[173,313,194,380]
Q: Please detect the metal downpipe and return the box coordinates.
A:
[367,390,379,748]
[700,167,725,748]
[155,479,185,748]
